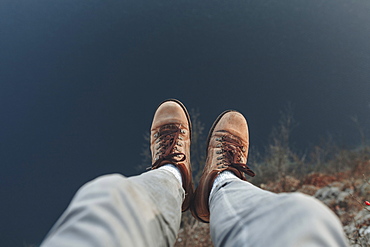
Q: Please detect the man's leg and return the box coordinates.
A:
[41,169,184,247]
[209,174,349,246]
[191,110,349,246]
[42,98,195,247]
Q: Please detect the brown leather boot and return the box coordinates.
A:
[150,99,194,212]
[191,110,255,222]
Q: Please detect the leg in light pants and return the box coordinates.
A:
[41,170,349,247]
[209,177,349,247]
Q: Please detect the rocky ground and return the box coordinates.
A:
[175,163,370,247]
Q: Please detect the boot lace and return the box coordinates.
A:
[151,124,186,169]
[215,134,255,177]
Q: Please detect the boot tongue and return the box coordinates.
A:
[222,134,242,145]
[159,124,180,135]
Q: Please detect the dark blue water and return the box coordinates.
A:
[1,0,369,245]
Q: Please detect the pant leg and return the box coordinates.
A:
[209,177,349,247]
[41,170,184,247]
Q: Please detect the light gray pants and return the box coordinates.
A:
[41,170,349,247]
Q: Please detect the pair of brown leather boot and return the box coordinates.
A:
[150,99,255,223]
